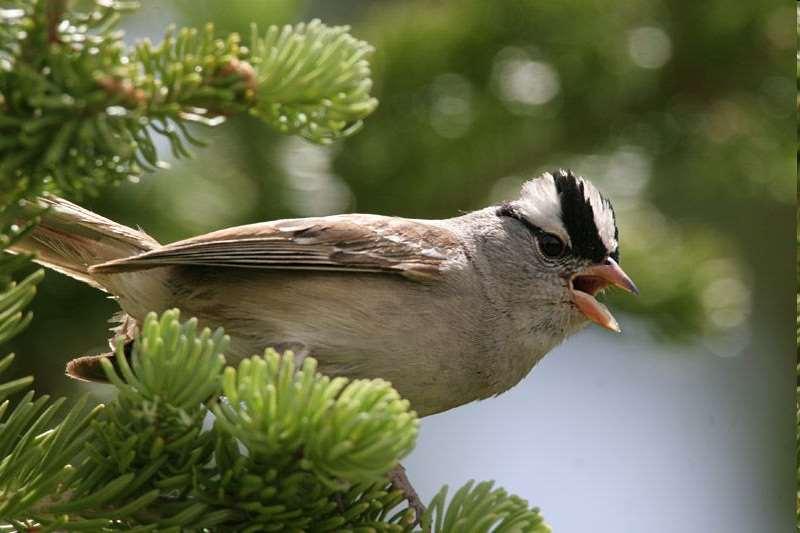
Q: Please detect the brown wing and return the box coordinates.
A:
[89,214,458,281]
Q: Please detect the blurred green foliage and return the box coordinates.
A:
[794,5,798,531]
[6,0,793,401]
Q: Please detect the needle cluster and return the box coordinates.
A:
[0,0,377,206]
[0,310,548,531]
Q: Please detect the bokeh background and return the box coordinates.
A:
[6,1,795,531]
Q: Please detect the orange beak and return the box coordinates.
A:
[570,257,638,333]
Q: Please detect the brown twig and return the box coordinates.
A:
[45,0,68,44]
[96,76,147,107]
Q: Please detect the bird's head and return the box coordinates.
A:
[496,169,638,333]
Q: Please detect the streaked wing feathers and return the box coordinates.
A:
[90,214,457,281]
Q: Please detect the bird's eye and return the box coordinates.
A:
[538,233,565,258]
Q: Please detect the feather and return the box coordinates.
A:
[90,214,457,281]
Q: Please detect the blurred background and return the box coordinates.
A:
[6,1,794,531]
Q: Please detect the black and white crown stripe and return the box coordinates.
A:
[510,169,620,263]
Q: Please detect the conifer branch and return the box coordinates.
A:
[0,0,377,206]
[0,309,549,530]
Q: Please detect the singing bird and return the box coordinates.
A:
[12,169,637,417]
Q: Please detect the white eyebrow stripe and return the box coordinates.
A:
[516,172,571,247]
[515,170,619,258]
[585,186,617,252]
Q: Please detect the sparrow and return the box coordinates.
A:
[12,169,637,418]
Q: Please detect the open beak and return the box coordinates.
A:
[569,257,638,333]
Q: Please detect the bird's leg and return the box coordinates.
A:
[389,463,425,524]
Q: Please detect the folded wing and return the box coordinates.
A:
[90,214,458,281]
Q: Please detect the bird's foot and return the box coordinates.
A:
[389,463,426,526]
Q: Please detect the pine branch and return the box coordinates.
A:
[0,203,44,346]
[0,0,377,205]
[0,354,101,525]
[214,352,418,485]
[423,481,548,532]
[0,310,549,531]
[248,20,378,142]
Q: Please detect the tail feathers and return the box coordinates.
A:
[66,312,138,382]
[8,195,159,291]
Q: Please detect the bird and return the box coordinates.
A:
[11,169,637,418]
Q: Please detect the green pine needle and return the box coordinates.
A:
[250,19,379,144]
[422,480,551,533]
[0,3,379,204]
[214,349,418,485]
